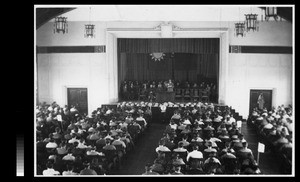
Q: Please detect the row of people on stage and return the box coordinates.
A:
[120,80,218,102]
[120,80,216,92]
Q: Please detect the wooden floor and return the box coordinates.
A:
[108,122,283,175]
[110,122,167,175]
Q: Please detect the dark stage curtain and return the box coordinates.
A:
[119,53,173,81]
[118,53,219,83]
[118,38,219,54]
[117,38,219,85]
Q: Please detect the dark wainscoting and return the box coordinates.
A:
[229,45,292,54]
[37,45,106,53]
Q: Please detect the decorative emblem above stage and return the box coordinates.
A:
[153,22,183,38]
[150,52,166,61]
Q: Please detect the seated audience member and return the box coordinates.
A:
[46,139,58,149]
[43,162,60,176]
[240,153,260,174]
[62,164,78,176]
[90,158,106,175]
[171,110,181,121]
[203,156,222,174]
[142,163,160,175]
[186,160,205,175]
[186,145,203,163]
[62,151,76,161]
[181,124,192,135]
[171,153,186,166]
[155,140,171,154]
[136,114,147,129]
[173,141,188,153]
[79,161,98,175]
[160,131,171,142]
[77,138,88,149]
[190,133,204,147]
[236,141,254,161]
[171,165,184,175]
[166,119,178,132]
[273,131,289,150]
[87,147,104,156]
[103,139,117,151]
[182,116,192,125]
[165,137,176,151]
[152,151,167,174]
[56,142,68,155]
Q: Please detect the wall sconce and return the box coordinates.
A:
[84,24,95,38]
[234,22,246,37]
[54,17,68,34]
[245,13,259,32]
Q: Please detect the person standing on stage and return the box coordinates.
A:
[167,79,174,92]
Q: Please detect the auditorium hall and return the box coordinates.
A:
[35,5,294,176]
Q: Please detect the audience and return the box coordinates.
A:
[151,102,264,175]
[36,101,152,175]
[247,105,293,174]
[37,100,292,175]
[142,163,160,175]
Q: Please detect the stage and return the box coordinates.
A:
[155,91,175,102]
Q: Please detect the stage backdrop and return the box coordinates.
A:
[117,38,219,84]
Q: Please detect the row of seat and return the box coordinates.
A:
[36,103,151,175]
[247,106,293,174]
[174,88,210,102]
[149,107,261,175]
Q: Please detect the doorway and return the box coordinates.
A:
[249,89,272,114]
[67,88,88,115]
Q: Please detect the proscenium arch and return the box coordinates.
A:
[105,27,229,105]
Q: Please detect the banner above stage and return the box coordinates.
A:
[118,38,219,54]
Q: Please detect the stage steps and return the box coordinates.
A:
[229,108,246,122]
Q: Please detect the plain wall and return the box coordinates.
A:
[227,54,292,117]
[37,53,109,114]
[36,20,293,116]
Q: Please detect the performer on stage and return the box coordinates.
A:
[167,79,174,92]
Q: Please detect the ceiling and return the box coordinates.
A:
[36,8,75,29]
[35,6,293,29]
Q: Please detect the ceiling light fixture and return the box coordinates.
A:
[245,7,259,32]
[234,7,246,37]
[265,7,279,21]
[54,17,68,34]
[84,7,95,38]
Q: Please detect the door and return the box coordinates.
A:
[249,89,272,115]
[67,88,88,115]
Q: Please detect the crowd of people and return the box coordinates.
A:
[142,103,261,175]
[119,80,218,103]
[36,101,152,175]
[37,100,291,176]
[247,105,293,174]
